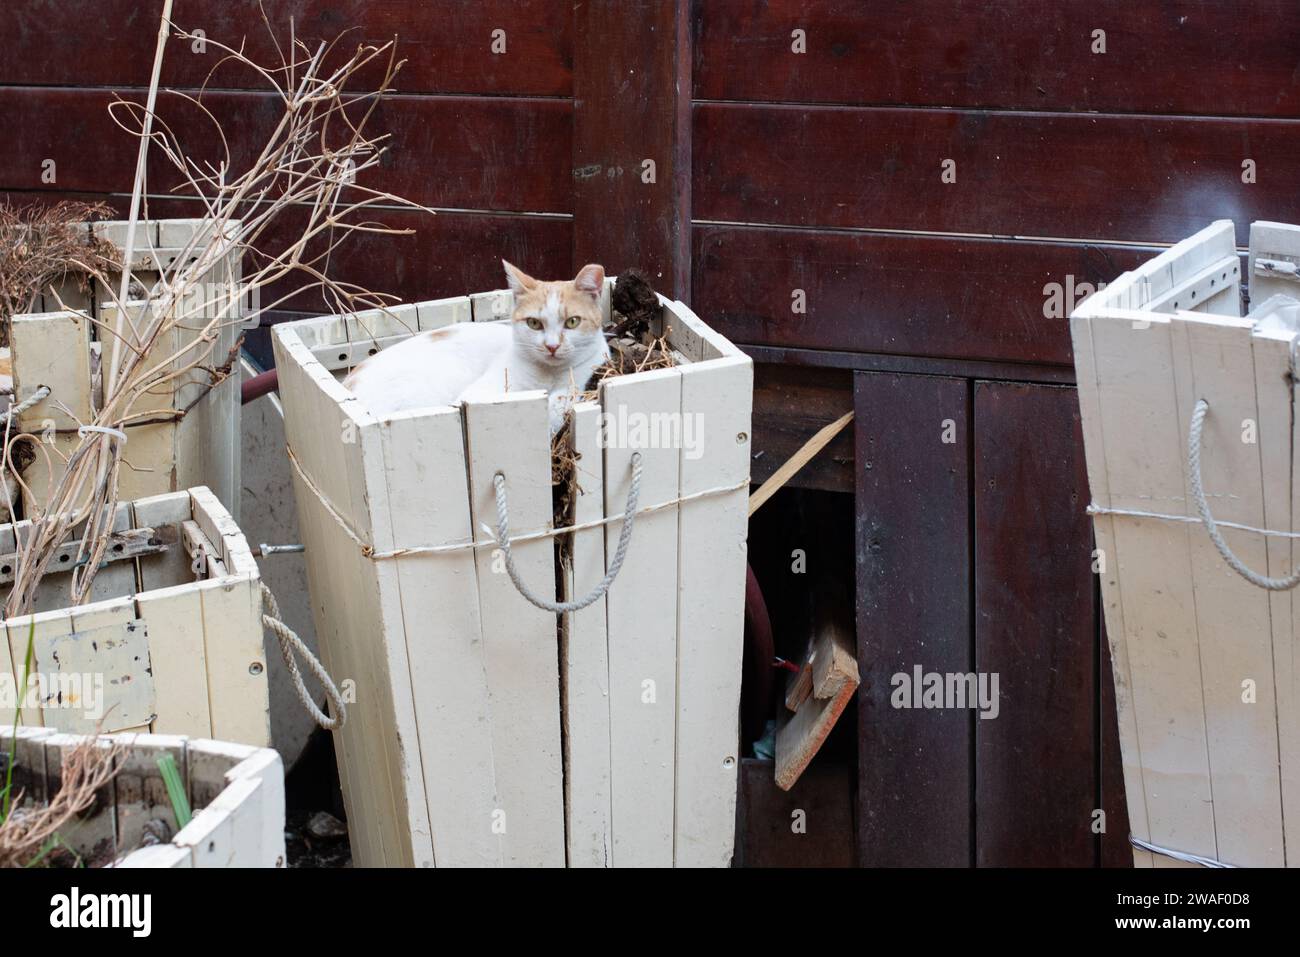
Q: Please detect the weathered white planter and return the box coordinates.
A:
[1072,219,1300,867]
[0,728,284,867]
[272,287,752,867]
[0,487,270,748]
[7,218,242,515]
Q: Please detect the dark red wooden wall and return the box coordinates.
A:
[6,0,1300,866]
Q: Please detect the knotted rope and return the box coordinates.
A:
[260,582,346,730]
[491,452,642,614]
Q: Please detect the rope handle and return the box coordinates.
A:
[260,582,347,730]
[493,452,641,614]
[1188,398,1300,591]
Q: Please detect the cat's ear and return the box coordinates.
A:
[502,260,538,295]
[573,263,605,299]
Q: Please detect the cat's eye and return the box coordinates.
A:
[525,317,544,330]
[564,316,581,329]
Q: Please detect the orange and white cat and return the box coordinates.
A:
[344,261,609,433]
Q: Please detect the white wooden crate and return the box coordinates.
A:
[0,728,284,867]
[1071,219,1300,867]
[6,218,242,516]
[0,487,270,749]
[272,287,752,867]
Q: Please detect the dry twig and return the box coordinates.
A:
[0,736,124,868]
[3,13,432,615]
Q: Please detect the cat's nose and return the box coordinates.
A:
[546,343,560,355]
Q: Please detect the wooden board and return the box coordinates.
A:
[2,88,572,214]
[1083,310,1216,866]
[0,0,573,95]
[1168,312,1284,866]
[563,400,613,867]
[573,0,691,298]
[674,348,751,865]
[973,381,1097,866]
[1071,312,1149,868]
[378,405,497,868]
[693,226,1155,366]
[775,605,859,792]
[694,0,1300,116]
[463,391,565,867]
[601,366,682,866]
[694,103,1300,245]
[855,372,971,866]
[272,328,411,866]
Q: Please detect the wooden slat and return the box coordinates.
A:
[674,349,750,865]
[854,371,970,866]
[0,0,572,95]
[463,391,565,867]
[271,329,395,865]
[694,103,1300,245]
[1250,310,1299,867]
[973,381,1097,866]
[1082,310,1215,866]
[3,87,572,213]
[1070,310,1151,868]
[563,400,613,867]
[377,405,497,868]
[1099,613,1135,868]
[573,0,691,297]
[694,0,1300,117]
[1168,312,1284,866]
[693,225,1154,366]
[601,366,682,867]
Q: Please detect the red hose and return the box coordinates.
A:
[242,368,279,404]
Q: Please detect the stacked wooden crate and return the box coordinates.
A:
[0,728,284,867]
[1071,219,1300,867]
[0,487,270,748]
[6,218,242,515]
[273,288,752,867]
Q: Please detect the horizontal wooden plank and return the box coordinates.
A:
[694,103,1300,245]
[751,364,853,494]
[0,0,571,96]
[2,87,571,214]
[693,225,1154,366]
[744,345,1078,385]
[1,191,573,316]
[694,0,1300,117]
